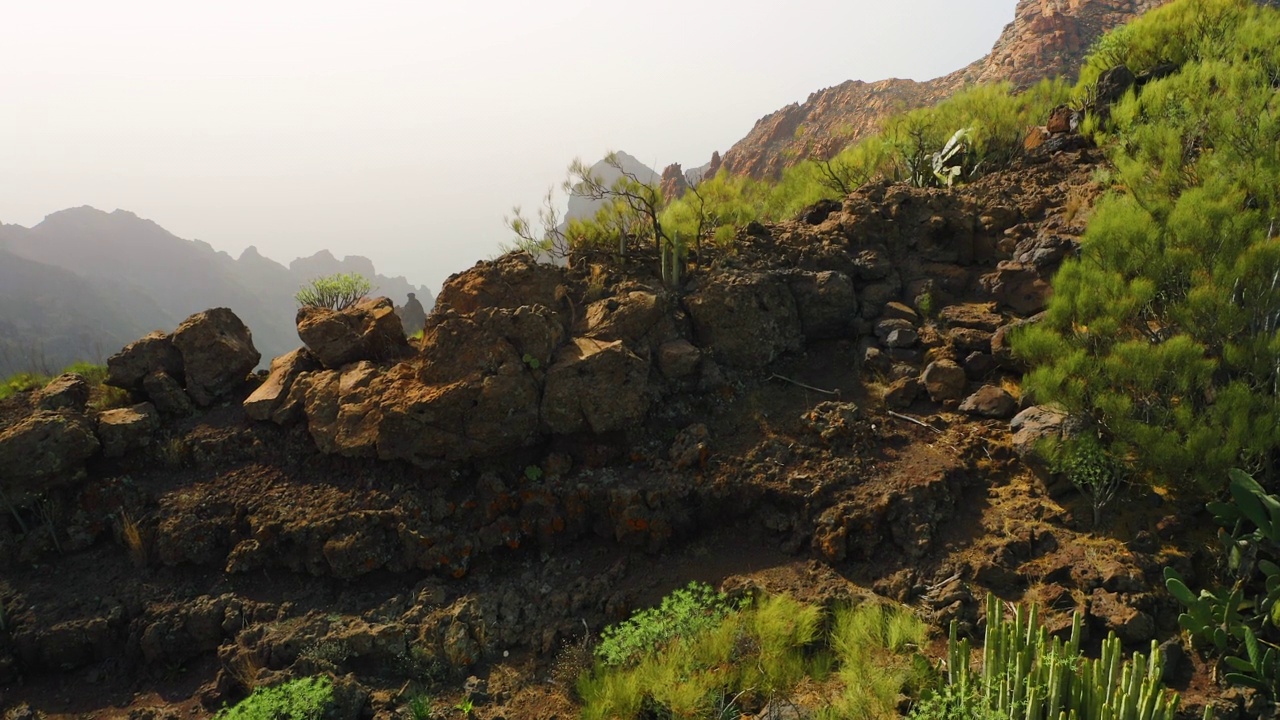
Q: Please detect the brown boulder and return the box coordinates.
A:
[685,272,802,369]
[982,262,1052,315]
[142,371,194,416]
[1011,406,1066,459]
[657,339,701,380]
[106,331,183,392]
[96,403,160,458]
[542,338,650,435]
[949,327,995,352]
[921,360,967,402]
[582,291,672,348]
[435,254,566,317]
[883,377,922,409]
[296,297,408,370]
[172,308,261,406]
[243,348,320,422]
[37,374,90,412]
[0,411,100,495]
[939,303,1003,332]
[959,385,1018,419]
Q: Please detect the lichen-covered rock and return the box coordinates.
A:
[37,374,90,412]
[172,308,261,406]
[244,348,320,422]
[106,331,183,392]
[542,338,650,435]
[296,297,407,370]
[685,272,802,369]
[921,360,967,402]
[883,377,922,409]
[0,411,100,495]
[96,402,160,458]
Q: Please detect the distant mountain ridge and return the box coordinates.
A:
[0,207,433,375]
[716,0,1170,179]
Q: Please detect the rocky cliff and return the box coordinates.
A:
[718,0,1168,179]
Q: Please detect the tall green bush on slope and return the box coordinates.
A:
[1015,0,1280,491]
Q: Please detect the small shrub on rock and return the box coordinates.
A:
[295,273,372,311]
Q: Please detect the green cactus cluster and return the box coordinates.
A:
[1164,469,1280,695]
[918,594,1181,720]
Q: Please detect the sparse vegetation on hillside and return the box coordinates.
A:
[1015,0,1280,492]
[213,675,335,719]
[578,590,929,720]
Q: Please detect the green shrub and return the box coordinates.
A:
[1015,0,1280,491]
[579,588,929,720]
[214,676,335,720]
[295,273,372,311]
[594,581,737,668]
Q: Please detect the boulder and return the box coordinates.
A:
[142,371,194,417]
[992,314,1044,367]
[949,327,995,352]
[883,377,922,409]
[962,352,996,379]
[982,262,1052,315]
[787,271,858,339]
[1046,105,1074,134]
[37,374,90,412]
[542,338,650,435]
[685,273,802,369]
[434,254,566,317]
[106,331,183,392]
[296,297,408,370]
[1095,65,1136,110]
[1011,406,1066,459]
[921,360,967,402]
[959,386,1018,419]
[244,349,320,422]
[172,308,261,406]
[657,339,701,380]
[884,328,919,349]
[582,291,671,348]
[0,411,100,494]
[96,403,160,458]
[939,303,1003,332]
[875,318,915,340]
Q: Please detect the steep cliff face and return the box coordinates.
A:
[719,0,1168,179]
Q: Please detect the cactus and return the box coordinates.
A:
[920,593,1179,720]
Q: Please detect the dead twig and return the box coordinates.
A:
[887,410,942,434]
[769,374,839,396]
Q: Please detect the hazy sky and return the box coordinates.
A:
[2,1,1017,294]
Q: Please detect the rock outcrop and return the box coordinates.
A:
[717,0,1167,180]
[296,297,409,370]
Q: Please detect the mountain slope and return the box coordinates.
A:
[718,0,1168,179]
[0,208,434,374]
